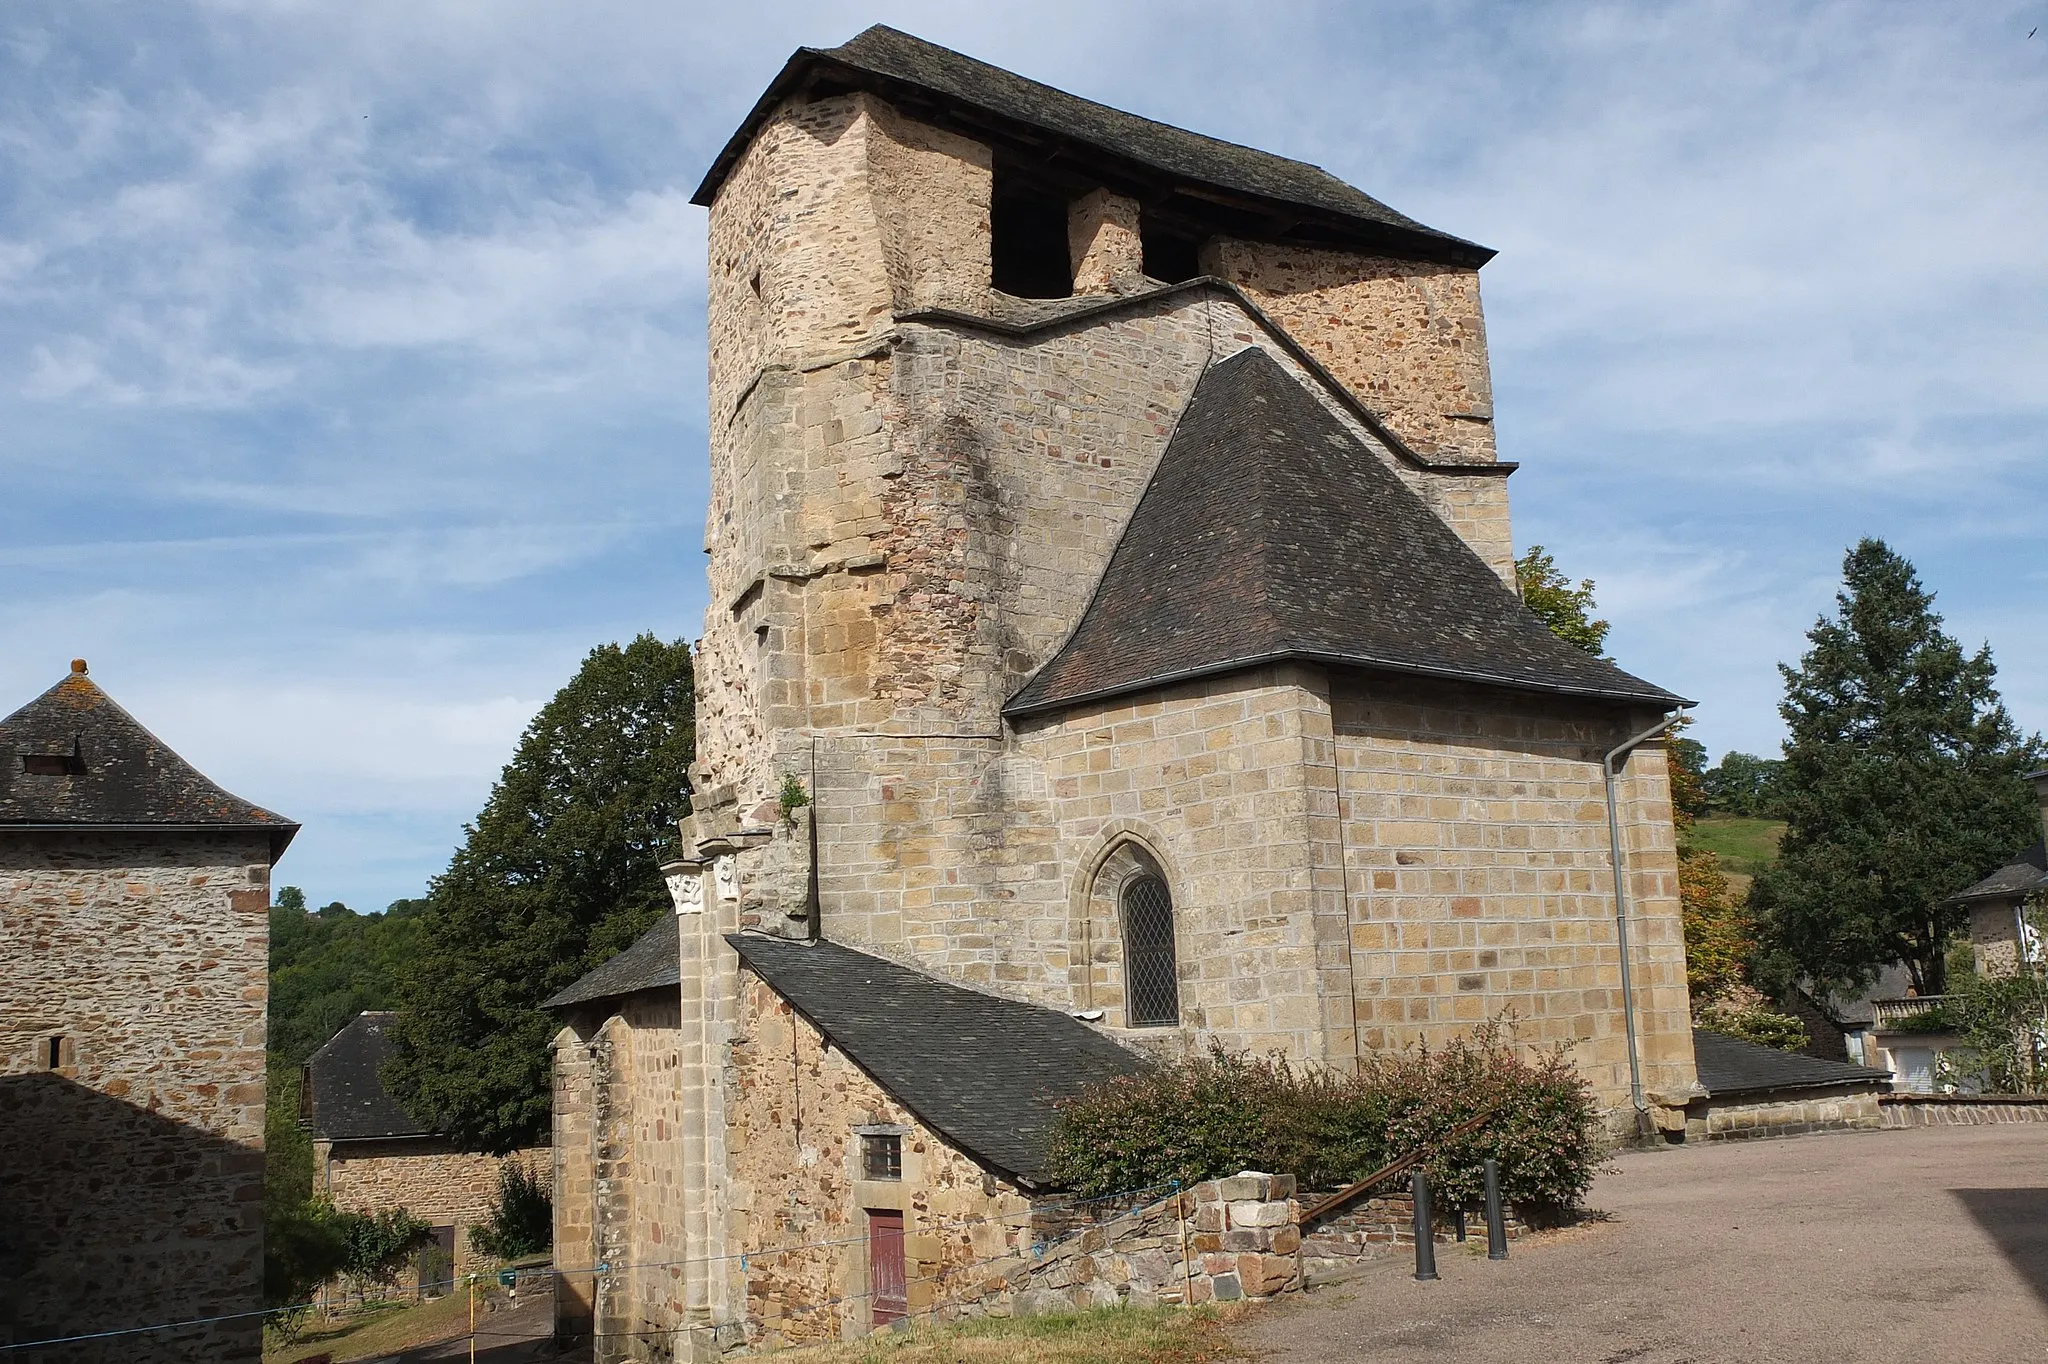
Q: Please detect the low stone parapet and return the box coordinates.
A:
[1299,1188,1526,1279]
[1682,1089,1883,1141]
[940,1171,1303,1320]
[1879,1094,2048,1127]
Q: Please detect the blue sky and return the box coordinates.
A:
[3,2,2043,911]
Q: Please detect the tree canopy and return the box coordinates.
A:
[1515,545,1611,657]
[1753,539,2042,1000]
[1702,751,1786,818]
[385,634,696,1153]
[269,893,426,1067]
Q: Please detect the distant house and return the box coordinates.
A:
[1680,1029,1891,1139]
[0,660,296,1362]
[304,1012,551,1287]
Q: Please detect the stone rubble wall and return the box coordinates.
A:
[319,1141,552,1276]
[1683,1088,1883,1140]
[1878,1094,2048,1128]
[1299,1189,1527,1279]
[944,1173,1303,1319]
[0,830,273,1363]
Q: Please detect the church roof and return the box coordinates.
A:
[0,662,297,856]
[541,913,682,1010]
[725,934,1148,1187]
[692,26,1489,267]
[1691,1029,1892,1098]
[305,1012,434,1142]
[1949,838,2048,904]
[1005,349,1684,718]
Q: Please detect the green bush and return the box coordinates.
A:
[471,1159,553,1260]
[1694,998,1810,1051]
[1045,1022,1599,1218]
[1947,968,2048,1094]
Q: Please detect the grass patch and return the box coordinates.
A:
[263,1285,476,1363]
[1690,816,1786,879]
[780,1305,1244,1364]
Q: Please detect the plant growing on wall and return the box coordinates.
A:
[777,773,811,826]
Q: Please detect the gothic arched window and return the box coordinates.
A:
[1120,874,1179,1027]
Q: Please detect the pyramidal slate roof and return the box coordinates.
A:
[1950,839,2048,904]
[1691,1029,1892,1099]
[1006,350,1684,718]
[0,663,297,855]
[726,934,1148,1186]
[693,26,1488,267]
[542,913,682,1011]
[305,1012,433,1142]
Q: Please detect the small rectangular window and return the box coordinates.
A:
[22,753,79,776]
[861,1132,903,1181]
[47,1036,75,1071]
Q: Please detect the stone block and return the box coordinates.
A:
[1210,1272,1243,1302]
[1217,1173,1268,1201]
[1230,1199,1293,1228]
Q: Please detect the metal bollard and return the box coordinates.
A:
[1454,1207,1467,1242]
[1484,1157,1508,1260]
[1412,1169,1439,1281]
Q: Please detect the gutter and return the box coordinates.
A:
[1603,709,1689,1125]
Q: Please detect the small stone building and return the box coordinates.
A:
[304,1012,551,1286]
[0,661,296,1362]
[553,26,1703,1358]
[1948,769,2048,979]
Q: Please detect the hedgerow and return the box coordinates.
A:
[1045,1022,1599,1218]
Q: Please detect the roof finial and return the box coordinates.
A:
[70,659,88,675]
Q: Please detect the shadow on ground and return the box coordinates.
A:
[1951,1188,2048,1310]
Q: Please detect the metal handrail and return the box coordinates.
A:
[1298,1110,1493,1223]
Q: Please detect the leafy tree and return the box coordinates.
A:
[270,895,426,1067]
[386,635,695,1153]
[1703,751,1786,818]
[1753,540,2042,1000]
[1944,937,2048,1094]
[1515,545,1610,657]
[470,1160,554,1260]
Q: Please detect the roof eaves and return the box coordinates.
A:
[1005,648,1689,722]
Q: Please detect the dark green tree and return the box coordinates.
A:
[385,634,695,1152]
[1515,545,1610,657]
[1753,540,2042,1000]
[269,896,426,1067]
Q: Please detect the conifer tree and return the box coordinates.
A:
[385,634,695,1152]
[1753,540,2040,1000]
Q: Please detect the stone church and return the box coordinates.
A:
[550,26,1699,1358]
[0,662,295,1361]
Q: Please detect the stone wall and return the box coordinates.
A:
[318,1141,552,1275]
[1878,1094,2048,1128]
[0,830,273,1362]
[1207,237,1497,466]
[1333,677,1698,1123]
[722,970,1033,1349]
[1300,1188,1527,1280]
[1683,1088,1883,1141]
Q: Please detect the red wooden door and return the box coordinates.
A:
[868,1209,907,1325]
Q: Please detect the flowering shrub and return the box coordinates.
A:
[1045,1022,1599,1218]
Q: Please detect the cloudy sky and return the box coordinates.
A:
[4,1,2043,911]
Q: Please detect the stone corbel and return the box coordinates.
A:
[662,860,707,916]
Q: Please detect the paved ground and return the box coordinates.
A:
[1237,1124,2048,1363]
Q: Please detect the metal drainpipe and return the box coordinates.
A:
[1603,708,1689,1122]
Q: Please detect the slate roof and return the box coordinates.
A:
[0,663,297,856]
[1949,839,2048,904]
[725,934,1148,1186]
[1005,350,1684,718]
[305,1012,433,1142]
[541,914,682,1010]
[1692,1029,1892,1099]
[693,26,1489,267]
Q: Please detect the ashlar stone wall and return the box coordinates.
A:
[0,830,273,1363]
[1333,677,1697,1119]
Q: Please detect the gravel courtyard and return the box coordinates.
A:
[1237,1124,2048,1363]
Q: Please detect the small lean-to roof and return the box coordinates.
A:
[541,914,682,1010]
[725,934,1147,1186]
[1005,350,1685,718]
[0,663,297,856]
[1949,839,2048,904]
[305,1012,434,1142]
[693,26,1490,267]
[1692,1029,1892,1099]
